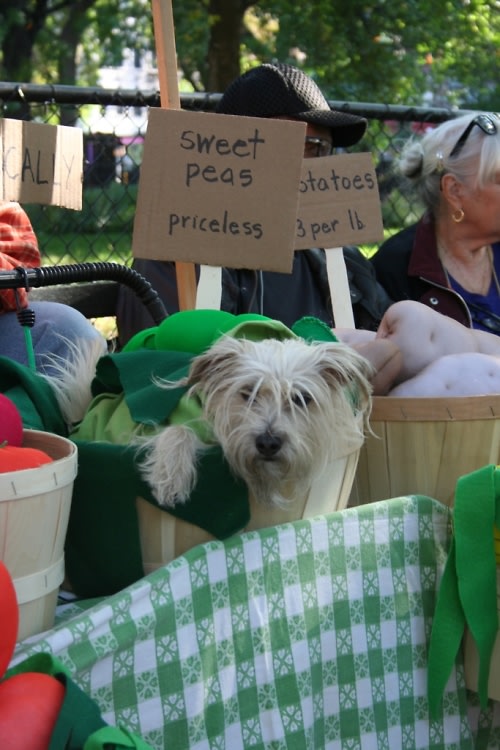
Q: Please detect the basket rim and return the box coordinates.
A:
[371,394,500,422]
[0,429,77,500]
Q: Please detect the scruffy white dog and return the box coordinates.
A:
[45,333,373,509]
[138,335,373,509]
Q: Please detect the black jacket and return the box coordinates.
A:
[116,248,392,347]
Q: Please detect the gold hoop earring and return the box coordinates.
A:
[452,208,465,223]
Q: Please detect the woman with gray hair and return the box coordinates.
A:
[372,112,500,334]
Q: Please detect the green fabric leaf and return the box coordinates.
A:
[291,316,339,342]
[455,466,498,707]
[92,350,191,423]
[428,464,499,713]
[0,355,67,435]
[83,725,153,750]
[427,540,465,717]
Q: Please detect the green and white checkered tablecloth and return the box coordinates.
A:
[11,496,498,749]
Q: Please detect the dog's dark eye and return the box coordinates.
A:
[241,389,253,402]
[292,392,312,407]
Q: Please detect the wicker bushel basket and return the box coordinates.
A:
[0,430,77,640]
[138,449,361,574]
[350,395,500,508]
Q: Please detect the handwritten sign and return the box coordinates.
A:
[295,152,383,249]
[0,118,83,209]
[132,108,305,273]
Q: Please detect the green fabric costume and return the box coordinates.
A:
[428,464,500,714]
[1,311,339,598]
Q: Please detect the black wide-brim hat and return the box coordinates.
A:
[216,62,367,148]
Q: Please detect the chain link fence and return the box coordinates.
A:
[0,83,471,265]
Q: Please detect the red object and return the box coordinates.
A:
[0,202,41,313]
[0,445,53,473]
[0,564,64,750]
[0,562,18,679]
[0,672,65,749]
[0,395,23,448]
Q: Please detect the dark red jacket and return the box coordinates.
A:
[371,214,473,328]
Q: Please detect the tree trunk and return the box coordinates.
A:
[1,0,46,118]
[206,0,254,91]
[57,7,92,127]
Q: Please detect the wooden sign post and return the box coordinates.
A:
[151,0,197,310]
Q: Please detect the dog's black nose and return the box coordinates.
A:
[256,432,282,458]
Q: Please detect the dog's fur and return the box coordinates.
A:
[45,334,374,510]
[139,336,373,509]
[41,336,108,425]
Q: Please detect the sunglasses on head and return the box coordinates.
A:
[449,113,498,159]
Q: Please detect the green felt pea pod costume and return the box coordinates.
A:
[428,464,500,715]
[65,310,340,597]
[0,309,340,598]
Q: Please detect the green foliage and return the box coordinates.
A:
[35,231,133,265]
[25,183,137,234]
[254,0,499,108]
[380,187,424,232]
[172,0,211,85]
[0,0,498,114]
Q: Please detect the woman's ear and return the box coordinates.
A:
[440,172,464,211]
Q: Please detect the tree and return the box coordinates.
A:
[0,0,498,110]
[238,0,499,108]
[1,1,49,83]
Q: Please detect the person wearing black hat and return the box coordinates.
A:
[216,62,366,147]
[116,63,392,345]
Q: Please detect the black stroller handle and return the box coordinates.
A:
[0,261,168,326]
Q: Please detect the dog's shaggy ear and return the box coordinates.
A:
[315,342,374,410]
[186,336,246,388]
[317,341,374,380]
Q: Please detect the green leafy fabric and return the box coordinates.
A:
[0,355,67,435]
[428,464,500,713]
[65,315,338,597]
[0,314,341,599]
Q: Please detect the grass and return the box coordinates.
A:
[38,231,134,266]
[38,231,402,267]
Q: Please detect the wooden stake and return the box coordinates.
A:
[151,0,197,310]
[325,247,355,327]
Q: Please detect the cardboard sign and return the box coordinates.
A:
[132,109,305,273]
[0,118,83,209]
[295,152,383,249]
